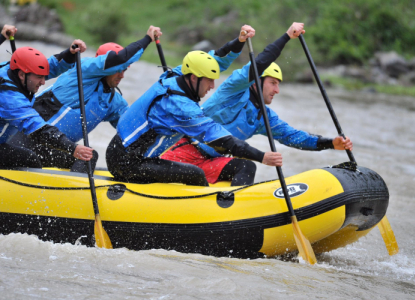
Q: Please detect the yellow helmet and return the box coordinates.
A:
[182,51,220,80]
[261,62,283,82]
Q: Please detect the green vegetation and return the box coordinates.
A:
[36,0,415,95]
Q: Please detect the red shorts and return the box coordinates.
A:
[161,138,232,184]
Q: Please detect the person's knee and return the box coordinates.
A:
[177,163,208,186]
[244,160,257,175]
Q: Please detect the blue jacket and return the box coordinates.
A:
[0,57,73,144]
[36,37,150,142]
[117,49,240,158]
[36,53,138,142]
[202,62,320,152]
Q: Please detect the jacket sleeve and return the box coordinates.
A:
[81,35,153,79]
[163,37,245,79]
[157,98,265,162]
[249,33,290,81]
[29,124,77,154]
[46,54,76,80]
[207,135,264,163]
[208,37,244,72]
[104,35,152,70]
[0,89,48,135]
[256,107,321,150]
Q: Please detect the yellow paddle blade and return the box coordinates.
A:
[291,216,317,265]
[94,214,113,249]
[378,216,399,256]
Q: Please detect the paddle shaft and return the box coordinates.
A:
[246,38,296,217]
[6,31,16,53]
[298,34,356,163]
[154,36,168,72]
[72,45,100,215]
[299,35,399,256]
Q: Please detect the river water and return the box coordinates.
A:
[1,41,414,299]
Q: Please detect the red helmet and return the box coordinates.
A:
[95,42,124,57]
[10,47,50,76]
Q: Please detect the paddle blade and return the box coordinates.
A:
[94,214,113,249]
[291,216,317,265]
[378,216,399,256]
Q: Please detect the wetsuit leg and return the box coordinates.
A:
[8,131,74,168]
[70,150,99,173]
[8,131,97,173]
[218,158,256,186]
[129,158,209,186]
[107,135,209,186]
[0,143,42,169]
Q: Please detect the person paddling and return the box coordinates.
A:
[161,22,353,186]
[106,25,283,186]
[0,40,93,169]
[10,25,162,173]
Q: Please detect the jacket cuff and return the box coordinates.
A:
[316,137,334,150]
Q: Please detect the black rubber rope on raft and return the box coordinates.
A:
[0,175,271,200]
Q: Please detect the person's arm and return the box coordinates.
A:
[210,24,255,72]
[1,91,92,160]
[47,39,88,79]
[250,22,305,81]
[29,125,76,154]
[207,135,263,162]
[29,125,93,160]
[259,107,333,151]
[154,98,281,165]
[103,26,161,70]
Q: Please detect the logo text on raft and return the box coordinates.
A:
[274,183,308,198]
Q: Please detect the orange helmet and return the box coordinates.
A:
[10,47,49,76]
[95,42,124,57]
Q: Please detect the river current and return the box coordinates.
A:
[1,41,414,299]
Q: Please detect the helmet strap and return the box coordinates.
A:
[195,77,201,102]
[187,74,201,102]
[23,73,34,97]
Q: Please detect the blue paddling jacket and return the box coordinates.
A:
[0,52,75,147]
[200,33,334,157]
[116,38,266,163]
[35,35,153,142]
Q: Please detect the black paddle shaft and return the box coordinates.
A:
[72,44,100,215]
[298,35,356,164]
[246,38,296,217]
[6,31,16,53]
[154,37,168,72]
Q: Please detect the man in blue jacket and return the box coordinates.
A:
[162,22,353,186]
[10,25,162,173]
[0,40,93,169]
[106,25,283,186]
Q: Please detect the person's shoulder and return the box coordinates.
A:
[166,94,202,116]
[1,90,30,108]
[110,92,128,106]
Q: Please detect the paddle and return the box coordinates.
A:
[72,44,113,249]
[6,31,16,53]
[246,36,317,264]
[154,35,168,72]
[298,34,398,256]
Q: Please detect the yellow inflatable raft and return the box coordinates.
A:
[0,165,388,258]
